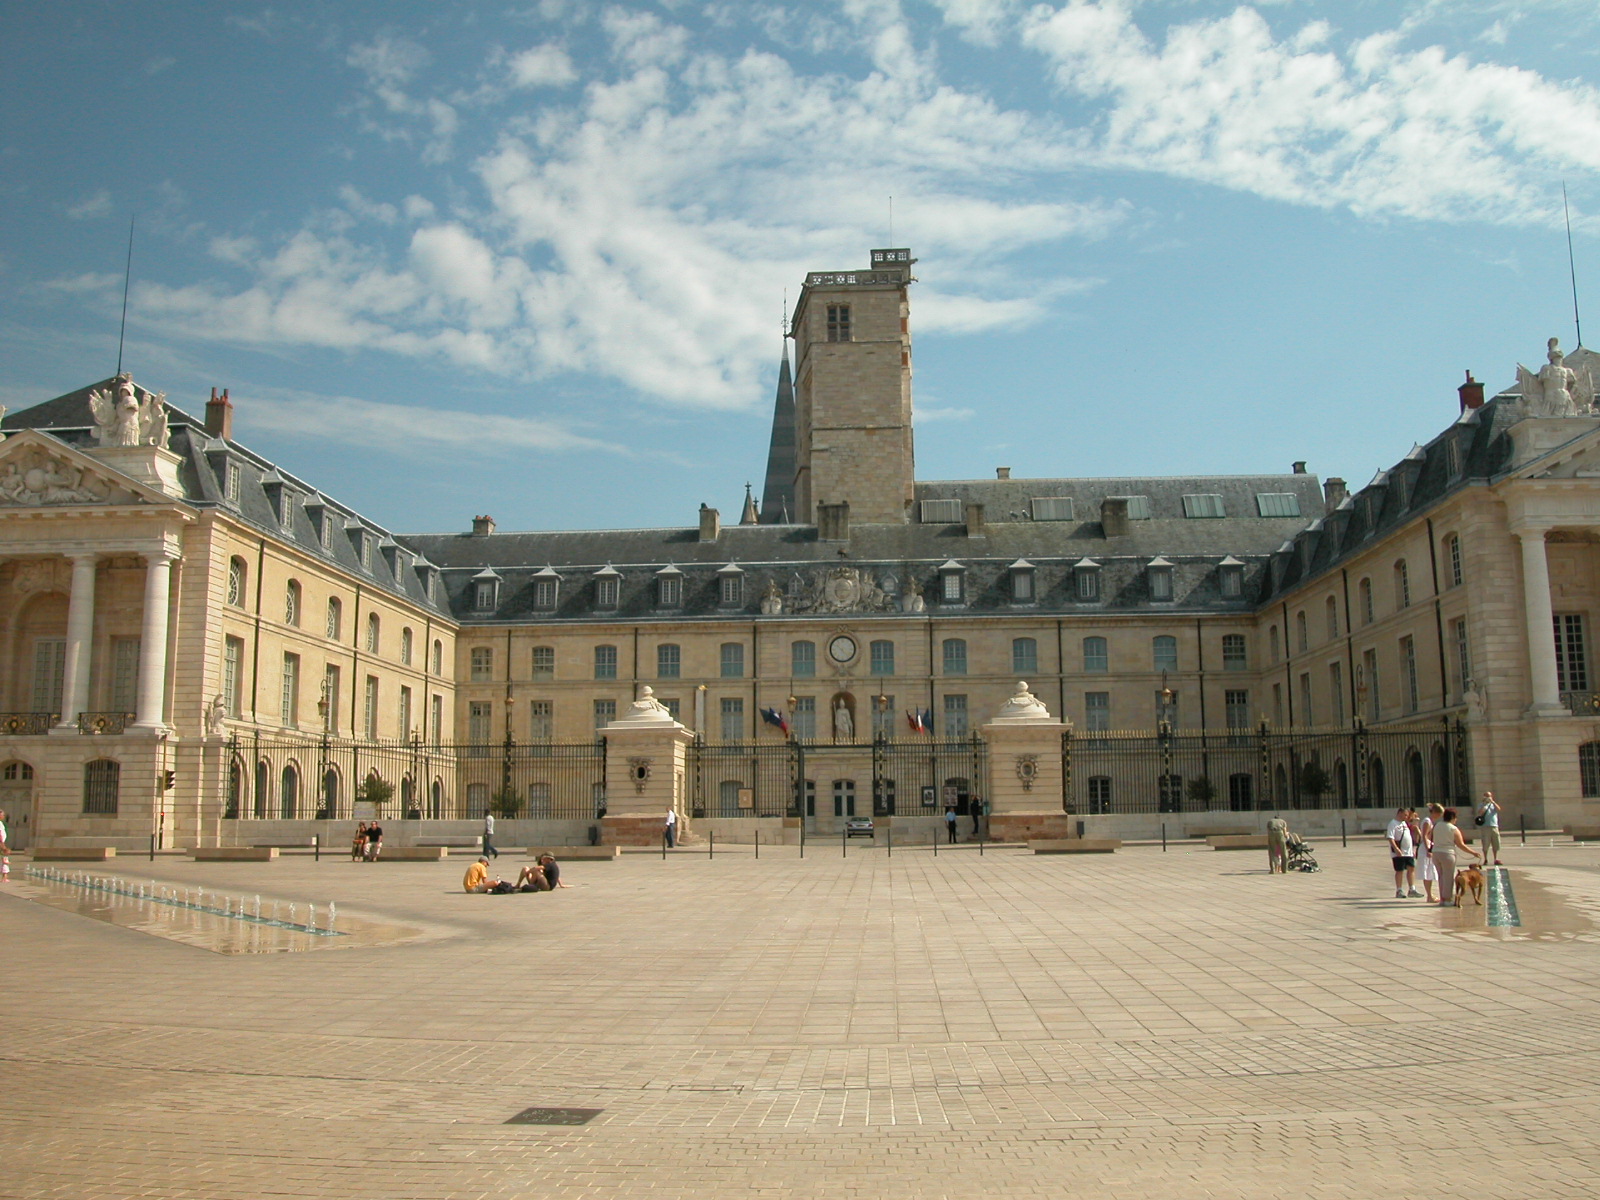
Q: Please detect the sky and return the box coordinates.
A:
[2,0,1598,536]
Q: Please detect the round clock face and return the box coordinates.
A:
[828,635,857,664]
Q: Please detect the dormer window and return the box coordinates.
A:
[1008,559,1036,603]
[472,568,501,612]
[1181,494,1225,518]
[225,461,241,504]
[1073,557,1101,602]
[938,559,965,604]
[656,564,683,608]
[717,563,744,607]
[352,527,371,571]
[1218,555,1244,598]
[1147,556,1174,602]
[532,566,560,610]
[594,565,620,609]
[1255,493,1301,518]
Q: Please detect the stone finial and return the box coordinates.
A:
[608,685,682,729]
[992,681,1055,724]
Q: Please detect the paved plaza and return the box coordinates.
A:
[3,834,1600,1199]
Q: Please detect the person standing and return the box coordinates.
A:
[1413,807,1439,903]
[944,806,958,844]
[1476,791,1504,866]
[0,808,9,883]
[664,808,677,848]
[483,811,499,859]
[1430,807,1482,906]
[1266,815,1289,874]
[1387,807,1419,898]
[969,798,983,840]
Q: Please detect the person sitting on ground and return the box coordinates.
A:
[463,856,500,893]
[351,822,368,862]
[538,853,570,889]
[516,863,550,892]
[364,821,383,861]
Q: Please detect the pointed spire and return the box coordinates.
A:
[758,340,797,524]
[740,481,759,525]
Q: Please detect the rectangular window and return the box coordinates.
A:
[593,699,616,730]
[720,642,745,678]
[1220,566,1242,597]
[1153,636,1178,671]
[1012,637,1038,675]
[224,461,241,504]
[1452,618,1471,695]
[470,647,492,682]
[1363,648,1380,721]
[32,637,66,714]
[534,578,558,609]
[869,640,895,676]
[474,580,495,611]
[1149,568,1173,601]
[431,694,443,746]
[662,697,680,721]
[1225,689,1250,729]
[364,675,379,739]
[1031,496,1074,521]
[941,571,963,602]
[1554,614,1589,692]
[398,685,412,738]
[1401,636,1419,713]
[531,646,554,680]
[529,699,552,741]
[1181,493,1225,518]
[596,576,619,608]
[792,641,816,677]
[1449,535,1464,587]
[942,639,967,675]
[943,694,968,738]
[1011,570,1034,601]
[720,697,744,742]
[1083,637,1108,673]
[594,644,618,680]
[793,697,816,741]
[1272,682,1283,727]
[1113,495,1152,519]
[1582,742,1600,798]
[657,643,681,678]
[280,653,300,727]
[223,636,244,718]
[1222,634,1247,670]
[323,665,340,733]
[1255,492,1302,518]
[1299,672,1313,726]
[920,498,963,523]
[826,303,851,342]
[719,574,743,606]
[468,700,492,743]
[1329,662,1344,725]
[1087,776,1112,813]
[1076,568,1100,601]
[110,636,140,712]
[657,575,681,607]
[1084,692,1110,732]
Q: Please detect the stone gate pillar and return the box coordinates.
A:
[982,681,1075,843]
[599,687,693,847]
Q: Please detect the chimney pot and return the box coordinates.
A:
[471,514,495,537]
[996,466,1011,480]
[817,501,850,542]
[698,503,721,542]
[1458,370,1485,411]
[205,386,234,440]
[1291,461,1307,475]
[1101,496,1130,539]
[1322,477,1348,515]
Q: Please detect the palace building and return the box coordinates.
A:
[2,248,1598,851]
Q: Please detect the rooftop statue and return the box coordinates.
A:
[1516,338,1596,418]
[88,376,169,448]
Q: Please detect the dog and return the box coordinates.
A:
[1453,865,1486,907]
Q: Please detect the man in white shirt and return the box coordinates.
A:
[482,811,499,859]
[1387,807,1420,898]
[1476,791,1504,866]
[664,808,677,848]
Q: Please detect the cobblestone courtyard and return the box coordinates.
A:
[4,835,1599,1199]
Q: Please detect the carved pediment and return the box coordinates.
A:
[0,442,142,508]
[786,566,897,614]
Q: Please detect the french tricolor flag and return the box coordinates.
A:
[760,707,789,736]
[908,708,932,734]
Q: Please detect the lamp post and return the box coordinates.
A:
[1157,672,1175,812]
[317,675,332,819]
[501,681,515,818]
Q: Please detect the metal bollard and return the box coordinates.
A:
[149,833,156,862]
[709,831,714,859]
[314,834,320,862]
[1341,818,1347,849]
[1520,814,1526,846]
[887,825,892,858]
[933,830,938,857]
[755,831,760,860]
[662,831,667,860]
[800,822,805,859]
[1161,823,1166,853]
[842,826,847,858]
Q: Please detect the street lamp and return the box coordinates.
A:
[501,681,515,818]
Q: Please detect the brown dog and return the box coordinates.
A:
[1453,865,1486,907]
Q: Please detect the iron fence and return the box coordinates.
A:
[1062,719,1468,815]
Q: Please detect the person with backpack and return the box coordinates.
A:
[1475,791,1504,866]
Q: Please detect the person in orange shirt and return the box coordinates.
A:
[463,857,498,893]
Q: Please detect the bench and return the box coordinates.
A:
[193,847,278,862]
[416,838,484,848]
[1208,834,1269,850]
[1565,826,1600,842]
[1030,839,1121,854]
[250,840,316,850]
[32,846,116,861]
[370,846,448,861]
[526,846,619,860]
[1187,826,1254,839]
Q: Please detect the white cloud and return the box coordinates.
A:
[508,43,578,88]
[916,403,976,422]
[338,184,400,225]
[143,55,176,76]
[346,34,460,164]
[65,189,113,220]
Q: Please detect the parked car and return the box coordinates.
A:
[845,816,875,838]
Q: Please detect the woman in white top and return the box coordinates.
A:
[1417,804,1441,902]
[1430,808,1482,906]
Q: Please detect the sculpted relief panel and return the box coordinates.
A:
[784,566,897,614]
[0,446,135,507]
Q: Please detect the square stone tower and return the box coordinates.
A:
[789,248,915,525]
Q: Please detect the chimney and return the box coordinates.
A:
[817,501,850,542]
[1322,477,1348,514]
[698,503,721,542]
[205,387,234,440]
[1291,461,1307,475]
[1101,496,1130,539]
[996,466,1011,480]
[964,502,986,538]
[471,514,495,537]
[1458,370,1485,411]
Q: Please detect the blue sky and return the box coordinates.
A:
[2,0,1597,534]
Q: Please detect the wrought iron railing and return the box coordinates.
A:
[78,711,135,735]
[1561,691,1600,715]
[0,712,55,735]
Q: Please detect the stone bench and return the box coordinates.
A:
[1187,826,1255,839]
[32,846,116,861]
[416,838,484,848]
[526,846,619,860]
[1208,834,1270,850]
[370,846,449,861]
[1031,839,1121,854]
[1565,826,1600,842]
[193,847,278,862]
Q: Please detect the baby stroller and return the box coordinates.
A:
[1285,832,1320,872]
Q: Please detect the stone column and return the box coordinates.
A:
[54,553,98,730]
[132,550,177,730]
[598,687,694,846]
[1514,525,1564,715]
[982,681,1075,842]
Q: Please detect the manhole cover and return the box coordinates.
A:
[506,1106,603,1126]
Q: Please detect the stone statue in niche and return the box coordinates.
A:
[206,694,229,737]
[759,580,784,615]
[901,580,925,613]
[832,695,854,742]
[89,376,169,447]
[1517,338,1596,417]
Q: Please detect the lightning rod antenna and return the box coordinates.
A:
[888,196,893,246]
[1563,183,1583,347]
[116,214,135,377]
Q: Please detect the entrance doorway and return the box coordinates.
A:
[1,760,36,850]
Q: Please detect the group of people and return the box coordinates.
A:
[1387,792,1503,905]
[351,821,384,861]
[463,853,569,894]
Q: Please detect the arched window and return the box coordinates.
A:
[226,758,243,820]
[1335,760,1349,805]
[1,760,35,780]
[1358,578,1374,625]
[325,597,341,640]
[320,767,339,819]
[432,640,443,675]
[942,638,968,675]
[366,612,380,653]
[280,763,299,819]
[430,778,443,819]
[1325,596,1339,639]
[1268,626,1280,663]
[1295,610,1308,652]
[227,557,247,607]
[285,580,301,626]
[1432,743,1450,801]
[1406,747,1425,802]
[1394,559,1411,608]
[1012,637,1038,675]
[1370,756,1386,804]
[254,761,269,819]
[400,627,413,666]
[83,759,120,815]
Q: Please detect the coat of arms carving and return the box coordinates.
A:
[787,566,895,614]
